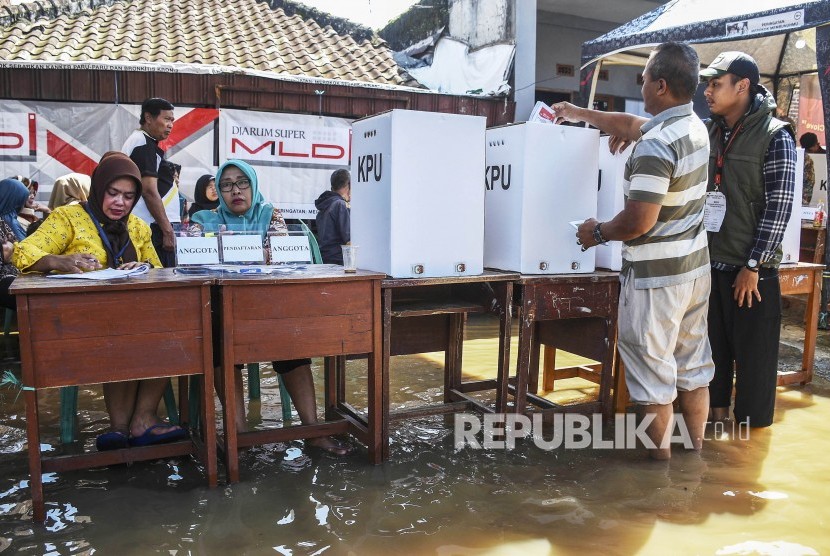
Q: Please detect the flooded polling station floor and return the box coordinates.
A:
[0,304,828,555]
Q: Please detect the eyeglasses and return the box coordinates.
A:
[218,178,251,192]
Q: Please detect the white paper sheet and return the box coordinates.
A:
[46,263,151,280]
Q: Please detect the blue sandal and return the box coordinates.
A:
[96,431,129,451]
[128,424,189,447]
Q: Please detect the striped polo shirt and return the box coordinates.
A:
[622,102,710,289]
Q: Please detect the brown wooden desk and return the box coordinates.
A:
[215,265,384,482]
[376,271,516,460]
[513,272,620,420]
[11,269,218,523]
[778,262,824,385]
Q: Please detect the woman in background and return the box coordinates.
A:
[0,178,29,309]
[187,174,219,219]
[48,173,91,210]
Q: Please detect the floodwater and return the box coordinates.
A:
[0,306,828,555]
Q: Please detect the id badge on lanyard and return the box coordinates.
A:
[704,191,726,232]
[705,124,742,233]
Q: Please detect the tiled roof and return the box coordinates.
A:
[0,0,409,87]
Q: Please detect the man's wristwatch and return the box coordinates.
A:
[592,222,609,246]
[745,259,759,273]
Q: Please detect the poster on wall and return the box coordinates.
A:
[797,74,826,146]
[219,109,351,218]
[0,100,216,203]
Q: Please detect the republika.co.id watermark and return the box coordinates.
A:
[454,413,750,451]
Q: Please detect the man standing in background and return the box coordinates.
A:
[700,52,796,428]
[315,169,351,264]
[122,98,178,267]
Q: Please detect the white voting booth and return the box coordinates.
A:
[350,109,486,278]
[484,122,599,274]
[595,136,633,271]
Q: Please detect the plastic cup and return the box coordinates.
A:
[341,245,358,273]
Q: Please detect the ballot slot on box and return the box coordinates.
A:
[351,109,486,278]
[484,122,599,274]
[595,136,634,271]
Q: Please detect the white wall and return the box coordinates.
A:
[535,12,644,103]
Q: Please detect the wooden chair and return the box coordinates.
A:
[541,345,603,391]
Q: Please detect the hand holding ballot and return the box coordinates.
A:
[575,218,601,251]
[549,101,582,125]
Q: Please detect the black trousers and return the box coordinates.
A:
[708,268,781,427]
[0,275,16,311]
[150,222,177,268]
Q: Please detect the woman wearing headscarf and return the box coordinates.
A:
[187,174,220,219]
[48,173,91,210]
[17,179,50,230]
[2,152,186,451]
[0,178,29,309]
[192,159,351,455]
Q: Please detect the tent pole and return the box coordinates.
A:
[815,24,830,319]
[585,59,603,128]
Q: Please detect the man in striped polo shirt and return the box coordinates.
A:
[553,42,714,459]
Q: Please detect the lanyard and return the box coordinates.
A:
[714,121,745,191]
[84,204,129,267]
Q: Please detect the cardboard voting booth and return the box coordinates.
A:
[351,109,486,278]
[780,147,804,264]
[595,136,633,271]
[484,122,599,274]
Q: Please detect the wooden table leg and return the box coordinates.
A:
[445,313,464,403]
[25,388,45,522]
[368,280,383,464]
[495,281,513,413]
[381,287,392,462]
[514,286,535,414]
[221,293,239,484]
[598,317,617,421]
[802,268,822,384]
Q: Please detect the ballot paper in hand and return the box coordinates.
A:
[529,101,557,124]
[47,263,152,280]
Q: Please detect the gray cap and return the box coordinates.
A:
[699,51,760,85]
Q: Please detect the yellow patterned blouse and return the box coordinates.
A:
[11,204,161,272]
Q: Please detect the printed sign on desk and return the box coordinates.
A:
[175,235,220,265]
[269,234,312,264]
[220,234,264,264]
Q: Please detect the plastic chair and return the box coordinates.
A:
[3,308,13,336]
[299,220,323,265]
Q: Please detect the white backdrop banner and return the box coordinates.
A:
[1,101,351,219]
[219,110,351,218]
[0,100,216,205]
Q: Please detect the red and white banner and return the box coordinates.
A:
[220,109,351,217]
[797,74,826,146]
[0,101,351,218]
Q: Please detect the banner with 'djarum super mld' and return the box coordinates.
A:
[220,110,352,219]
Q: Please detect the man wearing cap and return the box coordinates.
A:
[553,42,714,459]
[700,52,796,428]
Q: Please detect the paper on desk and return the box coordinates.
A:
[46,263,151,280]
[204,264,306,274]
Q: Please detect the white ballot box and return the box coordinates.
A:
[351,109,486,278]
[484,122,599,274]
[780,147,804,264]
[596,136,633,271]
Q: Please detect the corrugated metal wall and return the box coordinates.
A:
[0,68,515,126]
